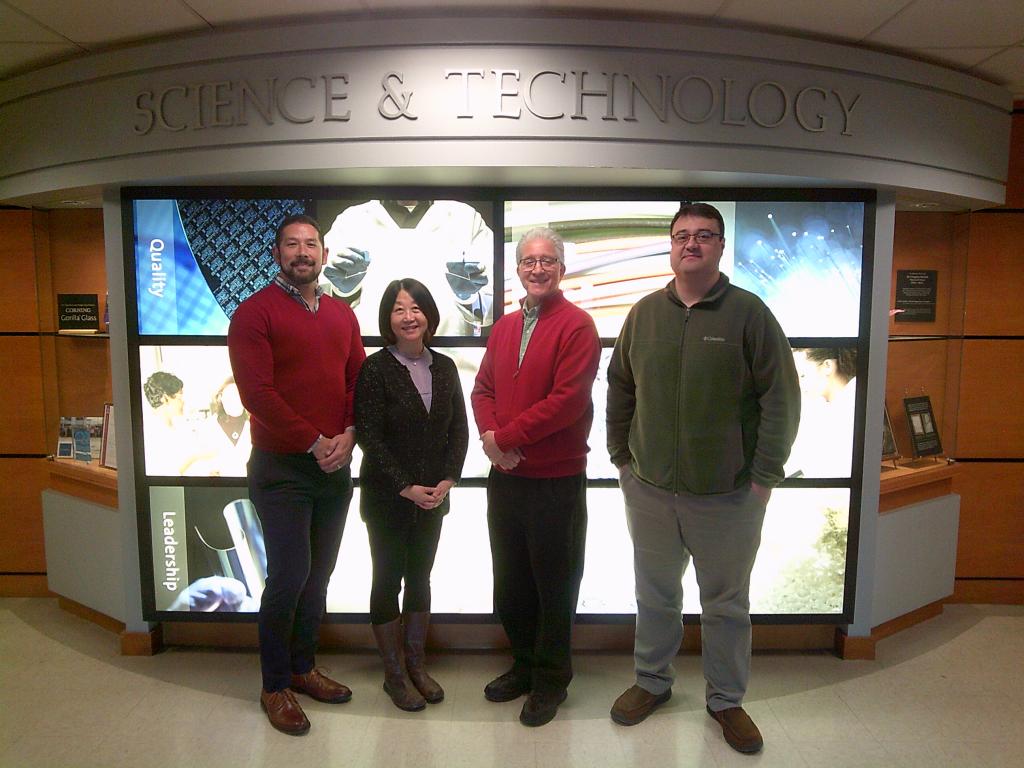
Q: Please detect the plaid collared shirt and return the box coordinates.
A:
[273,273,325,314]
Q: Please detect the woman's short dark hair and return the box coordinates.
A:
[378,278,441,345]
[144,371,183,408]
[670,202,726,236]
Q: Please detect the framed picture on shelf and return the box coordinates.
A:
[904,395,942,458]
[100,403,117,470]
[882,405,900,462]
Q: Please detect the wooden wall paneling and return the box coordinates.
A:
[890,212,956,336]
[47,209,107,317]
[948,214,969,336]
[955,339,1024,458]
[962,212,1024,336]
[32,210,55,333]
[0,337,47,454]
[941,338,963,456]
[884,339,949,459]
[0,459,49,572]
[0,210,42,332]
[952,462,1024,579]
[38,333,61,454]
[1003,105,1024,209]
[55,337,113,418]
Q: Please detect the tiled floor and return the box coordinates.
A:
[1,599,1021,767]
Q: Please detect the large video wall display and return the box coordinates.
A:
[127,189,871,622]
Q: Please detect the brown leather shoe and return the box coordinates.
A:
[707,705,763,753]
[290,668,353,704]
[260,689,310,736]
[610,684,671,725]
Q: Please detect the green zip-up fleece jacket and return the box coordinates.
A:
[606,274,800,495]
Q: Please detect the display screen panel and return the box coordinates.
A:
[128,187,870,623]
[138,344,488,480]
[134,198,307,335]
[785,346,859,479]
[148,484,849,616]
[133,196,494,338]
[504,199,864,338]
[314,199,495,338]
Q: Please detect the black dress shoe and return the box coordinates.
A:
[519,689,567,727]
[484,669,530,702]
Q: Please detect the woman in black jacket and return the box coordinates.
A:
[355,278,469,712]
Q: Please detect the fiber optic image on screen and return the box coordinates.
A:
[134,198,308,335]
[731,201,863,337]
[315,199,494,338]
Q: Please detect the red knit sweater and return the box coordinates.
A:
[228,283,365,454]
[472,291,601,478]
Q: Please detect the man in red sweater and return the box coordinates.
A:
[228,214,366,736]
[471,227,601,727]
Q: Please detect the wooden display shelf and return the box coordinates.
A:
[48,458,117,508]
[879,458,958,513]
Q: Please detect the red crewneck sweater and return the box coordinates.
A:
[228,283,366,454]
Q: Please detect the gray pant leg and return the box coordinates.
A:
[680,487,766,711]
[621,468,686,695]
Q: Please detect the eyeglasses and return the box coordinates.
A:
[518,257,561,270]
[671,230,722,246]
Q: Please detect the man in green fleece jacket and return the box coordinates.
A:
[606,202,800,754]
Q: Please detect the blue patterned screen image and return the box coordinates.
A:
[134,198,308,335]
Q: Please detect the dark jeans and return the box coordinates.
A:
[487,470,587,694]
[365,511,444,625]
[248,447,352,693]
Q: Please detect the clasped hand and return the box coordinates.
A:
[481,430,523,470]
[313,432,355,473]
[400,479,455,510]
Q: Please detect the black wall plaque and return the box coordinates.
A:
[894,270,937,323]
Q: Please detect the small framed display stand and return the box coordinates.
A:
[881,405,901,471]
[903,394,943,467]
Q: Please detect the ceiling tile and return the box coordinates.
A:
[0,3,68,41]
[0,41,80,77]
[184,0,365,26]
[5,0,208,46]
[716,0,908,42]
[905,46,1005,70]
[970,45,1024,91]
[867,0,1024,48]
[529,0,722,12]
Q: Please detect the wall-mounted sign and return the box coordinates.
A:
[57,293,100,332]
[894,269,937,323]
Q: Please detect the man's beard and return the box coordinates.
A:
[281,260,320,286]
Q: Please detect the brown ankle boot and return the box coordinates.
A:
[372,618,425,712]
[403,612,444,703]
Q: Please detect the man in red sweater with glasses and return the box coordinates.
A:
[228,214,365,736]
[472,227,601,727]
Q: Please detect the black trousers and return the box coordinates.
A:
[365,511,444,625]
[248,447,352,692]
[486,470,587,694]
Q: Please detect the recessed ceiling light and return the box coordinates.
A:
[912,201,940,208]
